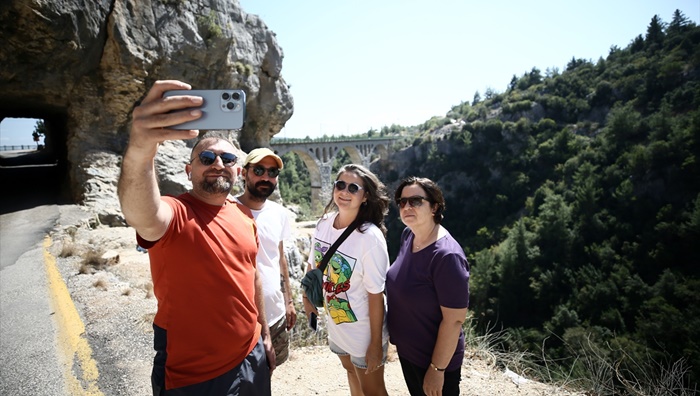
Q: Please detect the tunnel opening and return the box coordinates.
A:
[0,106,72,214]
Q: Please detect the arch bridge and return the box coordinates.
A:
[270,136,395,211]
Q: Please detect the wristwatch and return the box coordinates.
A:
[430,362,446,372]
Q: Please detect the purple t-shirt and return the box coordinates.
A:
[386,227,470,371]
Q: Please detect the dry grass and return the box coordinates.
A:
[77,247,108,275]
[78,263,93,275]
[59,241,78,258]
[144,283,154,299]
[472,328,698,396]
[613,349,696,396]
[93,278,108,291]
[81,247,107,269]
[137,312,156,333]
[64,226,78,241]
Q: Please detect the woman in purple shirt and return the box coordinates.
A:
[386,176,470,396]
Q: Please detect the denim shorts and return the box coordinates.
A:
[328,339,388,369]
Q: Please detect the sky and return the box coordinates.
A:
[239,0,699,139]
[1,1,698,146]
[0,117,42,148]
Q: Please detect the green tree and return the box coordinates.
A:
[668,9,692,37]
[471,91,481,106]
[32,120,46,149]
[278,152,312,218]
[645,14,665,51]
[497,219,540,327]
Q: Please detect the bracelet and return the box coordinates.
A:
[430,362,446,372]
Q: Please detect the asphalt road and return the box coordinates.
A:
[0,204,67,395]
[0,150,95,395]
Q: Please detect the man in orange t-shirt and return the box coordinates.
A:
[118,80,274,395]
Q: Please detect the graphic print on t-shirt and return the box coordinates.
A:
[313,241,357,324]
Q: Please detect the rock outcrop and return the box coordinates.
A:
[0,0,293,224]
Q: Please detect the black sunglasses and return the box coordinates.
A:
[250,165,280,178]
[193,150,238,167]
[396,196,430,209]
[334,180,364,194]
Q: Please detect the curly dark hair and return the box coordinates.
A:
[394,176,445,224]
[322,164,390,236]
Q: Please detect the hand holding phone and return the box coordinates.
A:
[308,312,317,332]
[162,89,246,130]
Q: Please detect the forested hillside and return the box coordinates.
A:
[280,11,700,391]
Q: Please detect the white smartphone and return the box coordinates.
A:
[162,89,246,130]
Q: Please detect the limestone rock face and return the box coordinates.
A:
[0,0,293,223]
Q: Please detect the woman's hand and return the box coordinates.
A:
[365,292,386,374]
[422,369,445,396]
[301,294,318,314]
[364,339,384,374]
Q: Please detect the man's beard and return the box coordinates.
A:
[247,179,276,201]
[198,176,232,195]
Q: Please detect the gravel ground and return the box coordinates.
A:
[49,215,584,395]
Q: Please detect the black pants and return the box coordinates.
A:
[399,356,461,396]
[152,324,271,396]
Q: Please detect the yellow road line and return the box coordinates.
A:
[43,236,104,396]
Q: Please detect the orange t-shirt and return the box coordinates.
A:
[138,193,261,389]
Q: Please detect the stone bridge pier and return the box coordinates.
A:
[270,137,394,212]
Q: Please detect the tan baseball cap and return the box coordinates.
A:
[243,148,284,169]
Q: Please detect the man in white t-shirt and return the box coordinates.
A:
[236,148,296,364]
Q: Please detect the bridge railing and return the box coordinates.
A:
[0,145,38,152]
[270,136,396,145]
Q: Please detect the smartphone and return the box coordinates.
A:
[162,89,246,130]
[308,312,318,332]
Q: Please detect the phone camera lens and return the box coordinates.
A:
[232,92,240,100]
[226,102,236,110]
[222,92,230,100]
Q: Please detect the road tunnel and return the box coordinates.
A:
[0,107,72,214]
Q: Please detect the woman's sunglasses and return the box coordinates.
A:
[250,165,280,178]
[194,150,238,167]
[396,196,430,209]
[334,180,364,194]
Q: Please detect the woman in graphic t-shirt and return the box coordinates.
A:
[302,164,391,396]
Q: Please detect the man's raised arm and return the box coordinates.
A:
[118,80,203,241]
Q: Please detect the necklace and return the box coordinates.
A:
[413,223,438,251]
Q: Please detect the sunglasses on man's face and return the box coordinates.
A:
[194,150,238,167]
[334,180,364,194]
[250,165,280,178]
[396,196,430,209]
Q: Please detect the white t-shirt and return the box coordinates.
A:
[307,212,389,357]
[236,198,292,325]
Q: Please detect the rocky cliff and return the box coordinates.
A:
[0,0,293,224]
